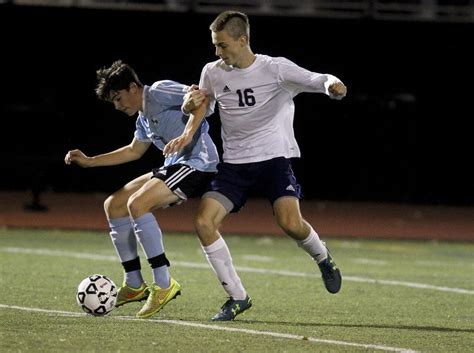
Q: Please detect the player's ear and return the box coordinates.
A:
[239,35,248,45]
[129,82,137,92]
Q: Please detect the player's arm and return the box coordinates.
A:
[64,137,151,168]
[278,58,347,99]
[163,96,209,157]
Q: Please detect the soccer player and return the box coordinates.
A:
[164,11,347,321]
[64,60,219,318]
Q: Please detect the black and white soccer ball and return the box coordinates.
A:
[76,274,117,316]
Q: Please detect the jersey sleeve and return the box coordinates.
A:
[276,57,342,97]
[148,80,188,107]
[134,115,150,142]
[199,63,216,117]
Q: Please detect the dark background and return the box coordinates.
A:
[1,5,473,206]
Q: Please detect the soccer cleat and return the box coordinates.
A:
[115,282,149,307]
[318,244,342,294]
[211,295,252,321]
[136,277,181,318]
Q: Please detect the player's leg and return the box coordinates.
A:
[265,158,342,294]
[104,173,152,307]
[273,197,341,293]
[273,196,324,255]
[128,176,178,288]
[126,173,181,318]
[128,164,213,318]
[196,163,252,321]
[273,197,327,261]
[196,197,252,321]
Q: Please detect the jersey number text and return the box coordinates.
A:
[236,89,256,107]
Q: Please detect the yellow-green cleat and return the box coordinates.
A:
[115,282,149,307]
[136,277,181,318]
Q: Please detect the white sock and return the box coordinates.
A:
[296,227,328,263]
[202,237,247,300]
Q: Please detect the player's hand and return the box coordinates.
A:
[328,81,347,100]
[163,134,193,157]
[64,149,91,167]
[186,84,199,93]
[182,89,207,114]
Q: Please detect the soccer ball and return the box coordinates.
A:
[76,274,117,316]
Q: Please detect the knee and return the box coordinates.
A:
[277,216,304,237]
[194,213,216,238]
[194,213,209,235]
[104,194,120,219]
[127,193,146,219]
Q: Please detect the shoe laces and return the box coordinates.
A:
[220,297,234,311]
[320,256,336,271]
[148,284,169,301]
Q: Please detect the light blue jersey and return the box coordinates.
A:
[135,80,219,172]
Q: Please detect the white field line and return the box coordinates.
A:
[353,258,388,265]
[241,254,274,262]
[1,246,473,295]
[0,303,419,353]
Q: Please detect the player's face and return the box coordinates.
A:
[212,30,246,68]
[109,84,140,116]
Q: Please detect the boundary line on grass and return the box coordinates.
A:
[0,304,419,353]
[1,246,473,295]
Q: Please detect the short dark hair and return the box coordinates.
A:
[95,60,143,101]
[210,11,250,41]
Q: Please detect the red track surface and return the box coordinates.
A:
[1,191,473,241]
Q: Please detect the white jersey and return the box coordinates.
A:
[199,54,343,164]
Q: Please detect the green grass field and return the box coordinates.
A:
[0,228,473,352]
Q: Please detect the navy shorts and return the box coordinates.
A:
[205,157,302,213]
[152,164,214,201]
